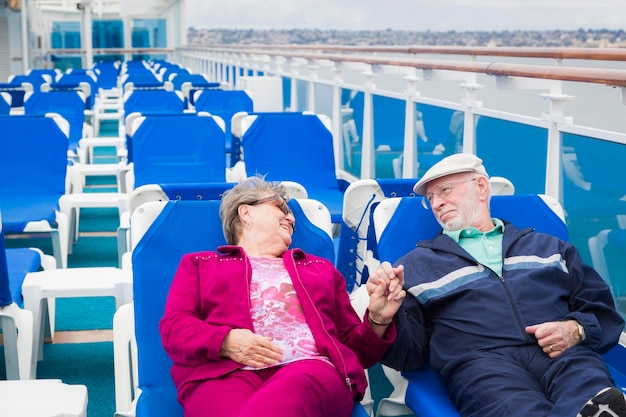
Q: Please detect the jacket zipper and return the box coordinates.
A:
[496,274,529,339]
[497,230,536,341]
[288,253,352,391]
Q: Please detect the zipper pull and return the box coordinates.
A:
[345,377,352,391]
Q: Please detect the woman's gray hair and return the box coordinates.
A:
[220,175,289,245]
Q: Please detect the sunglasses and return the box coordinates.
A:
[249,194,292,215]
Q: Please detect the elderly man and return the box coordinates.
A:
[372,153,626,417]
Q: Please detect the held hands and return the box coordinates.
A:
[366,261,406,328]
[525,320,582,359]
[220,328,283,368]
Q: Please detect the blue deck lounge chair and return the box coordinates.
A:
[128,198,368,417]
[126,112,227,189]
[372,194,626,416]
[0,114,70,268]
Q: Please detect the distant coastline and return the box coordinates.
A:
[187,28,626,48]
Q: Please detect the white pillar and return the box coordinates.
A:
[542,89,572,201]
[289,60,299,112]
[307,61,318,113]
[402,69,420,178]
[81,1,94,68]
[332,64,344,170]
[21,0,29,73]
[361,67,375,179]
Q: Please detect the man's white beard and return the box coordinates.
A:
[439,191,481,232]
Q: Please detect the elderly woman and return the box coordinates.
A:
[160,176,405,417]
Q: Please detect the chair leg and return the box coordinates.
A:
[0,305,36,380]
[0,314,20,379]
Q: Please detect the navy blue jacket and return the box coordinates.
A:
[382,222,625,377]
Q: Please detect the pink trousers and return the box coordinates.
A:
[179,359,355,417]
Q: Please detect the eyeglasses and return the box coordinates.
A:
[422,177,477,209]
[250,194,292,215]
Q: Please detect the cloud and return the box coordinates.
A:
[185,0,626,31]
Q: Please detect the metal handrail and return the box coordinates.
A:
[179,45,626,87]
[181,44,626,61]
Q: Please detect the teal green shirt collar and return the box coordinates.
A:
[443,218,505,242]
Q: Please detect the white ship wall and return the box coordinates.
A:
[0,7,25,80]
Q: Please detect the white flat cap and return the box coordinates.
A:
[413,153,489,195]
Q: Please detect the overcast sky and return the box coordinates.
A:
[185,0,626,32]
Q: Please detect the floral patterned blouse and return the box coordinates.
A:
[245,256,331,370]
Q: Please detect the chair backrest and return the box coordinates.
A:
[54,72,97,110]
[155,182,236,203]
[288,199,335,264]
[173,74,221,109]
[27,69,60,81]
[193,90,253,154]
[123,89,184,116]
[193,89,253,114]
[230,110,304,166]
[128,113,227,188]
[0,114,68,233]
[93,61,120,90]
[120,71,162,90]
[172,73,217,93]
[337,178,418,291]
[9,74,48,90]
[240,112,345,223]
[119,182,309,264]
[23,90,86,153]
[184,84,223,105]
[162,66,188,83]
[130,198,337,416]
[127,182,310,215]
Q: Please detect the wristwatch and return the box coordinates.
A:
[574,321,586,342]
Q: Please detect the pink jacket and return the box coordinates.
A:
[160,245,395,400]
